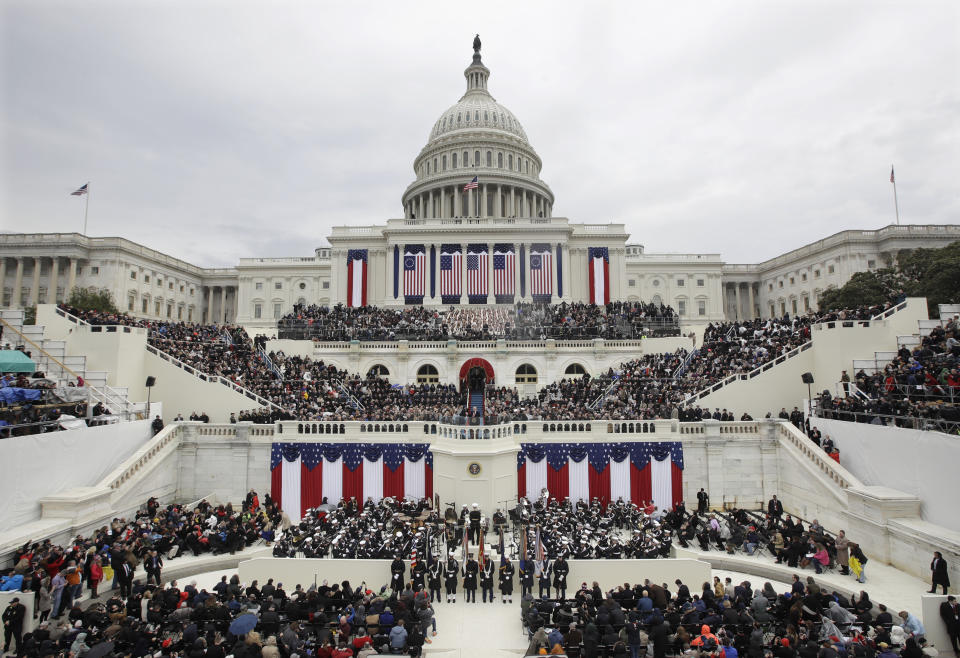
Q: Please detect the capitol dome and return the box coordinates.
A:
[401,37,554,221]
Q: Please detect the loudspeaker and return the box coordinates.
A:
[145,376,156,387]
[801,372,814,384]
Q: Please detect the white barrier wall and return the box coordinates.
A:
[238,557,711,595]
[0,418,153,528]
[813,418,960,532]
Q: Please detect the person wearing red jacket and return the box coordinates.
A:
[88,556,104,599]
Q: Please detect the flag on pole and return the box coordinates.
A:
[478,528,485,567]
[519,526,527,572]
[890,166,895,184]
[463,176,479,191]
[71,183,88,196]
[498,527,505,566]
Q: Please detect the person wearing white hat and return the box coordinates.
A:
[443,552,460,603]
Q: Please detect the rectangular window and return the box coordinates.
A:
[178,307,183,320]
[814,270,820,278]
[698,301,706,316]
[867,260,875,269]
[166,304,172,318]
[828,265,835,274]
[128,298,135,311]
[91,266,99,275]
[255,282,263,290]
[180,285,185,292]
[169,282,173,290]
[142,298,148,313]
[697,279,704,287]
[254,304,262,319]
[677,300,686,316]
[154,301,161,315]
[190,288,195,296]
[789,277,794,285]
[130,271,137,280]
[275,281,282,290]
[802,273,807,282]
[188,308,193,321]
[322,281,330,289]
[778,281,783,288]
[768,283,773,291]
[628,279,636,287]
[144,275,150,283]
[273,303,282,319]
[676,279,684,287]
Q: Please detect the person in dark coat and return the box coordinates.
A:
[650,617,670,658]
[553,556,570,601]
[461,554,478,603]
[940,595,960,653]
[479,557,495,603]
[499,557,515,604]
[930,551,950,594]
[2,597,26,655]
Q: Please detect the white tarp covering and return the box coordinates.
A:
[814,418,959,532]
[0,419,153,529]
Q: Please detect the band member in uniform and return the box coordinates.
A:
[553,555,569,601]
[537,557,552,599]
[480,555,495,603]
[390,555,405,592]
[428,556,443,603]
[462,553,478,602]
[444,552,460,603]
[468,504,482,544]
[499,556,515,604]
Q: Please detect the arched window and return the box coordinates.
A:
[416,364,439,384]
[433,157,437,173]
[368,364,390,378]
[515,364,538,384]
[486,151,492,167]
[508,154,513,170]
[463,150,468,166]
[474,111,479,121]
[457,113,461,124]
[475,150,480,165]
[452,152,457,168]
[442,155,447,171]
[498,153,503,168]
[564,363,587,377]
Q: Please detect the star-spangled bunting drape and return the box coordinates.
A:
[403,245,426,304]
[466,244,488,304]
[439,244,462,304]
[529,243,552,302]
[588,247,610,305]
[493,243,515,303]
[270,443,433,522]
[346,249,368,308]
[516,442,683,510]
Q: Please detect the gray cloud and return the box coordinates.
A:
[2,1,957,267]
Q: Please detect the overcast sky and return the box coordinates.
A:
[2,1,958,267]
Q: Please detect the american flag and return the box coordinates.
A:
[493,244,515,301]
[529,244,552,299]
[463,175,479,191]
[404,246,426,299]
[467,245,488,301]
[71,183,88,196]
[440,245,462,300]
[535,525,545,562]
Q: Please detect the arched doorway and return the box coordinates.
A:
[459,358,494,418]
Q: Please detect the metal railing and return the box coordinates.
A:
[673,348,698,378]
[814,407,960,435]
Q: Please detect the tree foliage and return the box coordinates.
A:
[818,240,960,316]
[66,287,119,314]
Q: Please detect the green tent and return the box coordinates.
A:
[0,350,37,373]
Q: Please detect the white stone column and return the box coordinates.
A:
[468,187,474,218]
[49,257,60,303]
[0,260,6,306]
[65,258,77,299]
[561,244,571,301]
[494,185,501,218]
[510,187,515,218]
[29,257,41,307]
[11,258,23,308]
[550,244,558,300]
[514,244,522,302]
[481,184,487,218]
[329,249,342,305]
[734,284,741,321]
[219,287,226,324]
[428,190,433,219]
[748,283,756,321]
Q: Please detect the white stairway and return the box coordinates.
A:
[0,308,140,418]
[853,303,957,375]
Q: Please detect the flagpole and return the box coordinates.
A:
[890,166,900,225]
[83,182,90,235]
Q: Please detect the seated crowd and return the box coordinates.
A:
[58,303,889,424]
[276,301,680,342]
[816,316,960,433]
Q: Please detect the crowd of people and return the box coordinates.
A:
[815,315,960,434]
[276,301,681,342]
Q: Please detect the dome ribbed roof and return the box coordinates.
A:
[428,95,529,144]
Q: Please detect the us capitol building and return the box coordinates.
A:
[2,39,957,330]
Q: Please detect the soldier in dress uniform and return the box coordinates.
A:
[461,553,478,602]
[499,556,515,604]
[553,555,569,600]
[390,554,405,591]
[428,555,443,603]
[411,552,427,592]
[443,552,460,603]
[480,556,495,603]
[519,553,534,596]
[468,503,482,544]
[537,557,552,598]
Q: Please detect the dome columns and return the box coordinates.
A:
[404,183,552,220]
